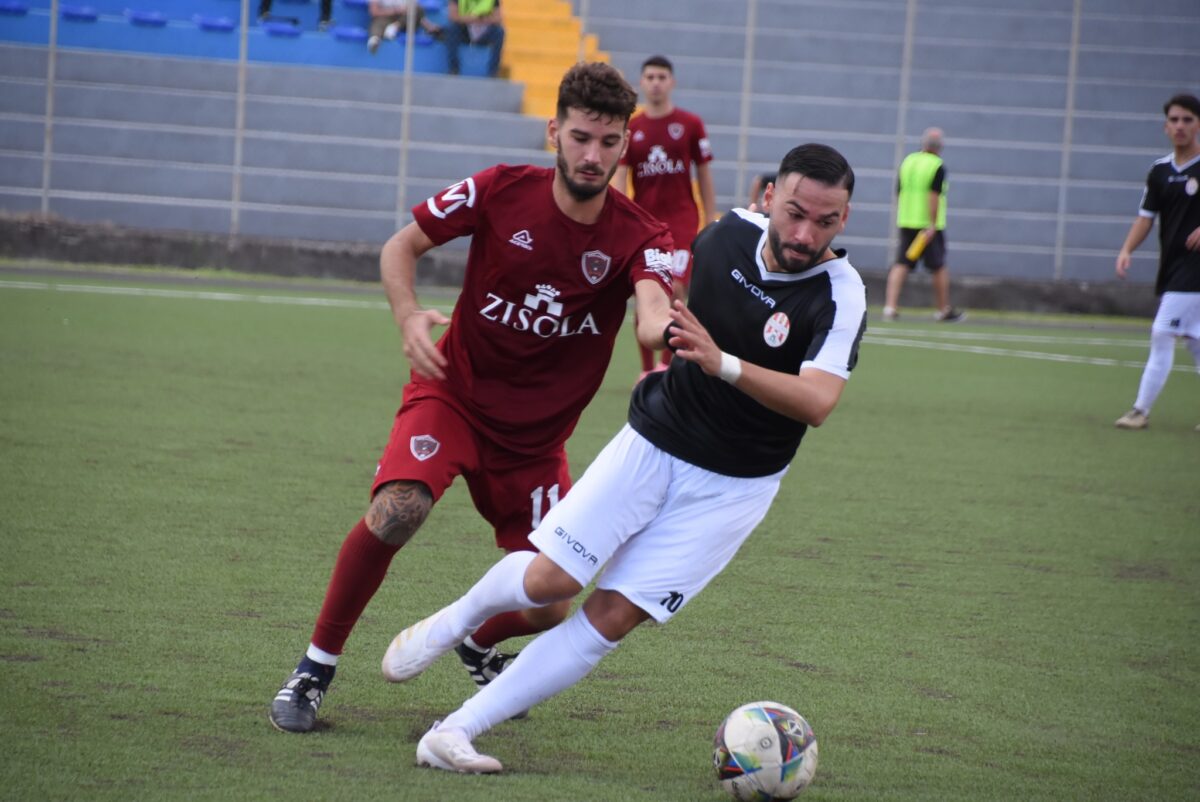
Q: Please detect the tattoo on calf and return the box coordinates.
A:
[366,482,432,546]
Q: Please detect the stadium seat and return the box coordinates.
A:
[127,9,168,27]
[60,4,98,21]
[193,14,235,32]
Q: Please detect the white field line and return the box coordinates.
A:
[866,334,1193,373]
[2,279,1191,372]
[879,326,1146,349]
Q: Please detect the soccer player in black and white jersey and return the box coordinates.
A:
[378,143,867,773]
[1114,93,1200,431]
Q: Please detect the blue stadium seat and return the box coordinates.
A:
[127,9,168,27]
[61,4,98,21]
[193,14,234,32]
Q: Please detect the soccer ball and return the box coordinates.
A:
[713,701,818,800]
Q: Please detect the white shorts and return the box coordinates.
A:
[1151,292,1200,338]
[529,425,784,623]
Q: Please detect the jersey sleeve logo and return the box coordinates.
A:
[426,177,477,219]
[581,250,612,285]
[409,434,441,461]
[643,247,675,283]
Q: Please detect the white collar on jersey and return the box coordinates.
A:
[732,207,851,283]
[1157,151,1200,172]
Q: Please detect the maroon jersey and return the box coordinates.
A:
[620,108,714,251]
[410,164,674,454]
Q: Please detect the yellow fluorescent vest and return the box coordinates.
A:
[457,0,496,16]
[896,151,947,230]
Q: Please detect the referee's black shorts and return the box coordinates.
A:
[895,228,947,270]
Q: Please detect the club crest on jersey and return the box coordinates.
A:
[426,177,476,219]
[410,435,440,461]
[1187,177,1198,196]
[668,122,685,140]
[763,312,791,348]
[581,250,612,285]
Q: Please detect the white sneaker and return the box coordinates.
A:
[881,306,897,322]
[381,607,455,682]
[1114,409,1148,430]
[383,21,399,39]
[366,35,380,53]
[416,723,502,773]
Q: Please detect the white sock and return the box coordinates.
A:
[440,610,618,739]
[306,643,339,666]
[427,550,539,649]
[1133,330,1177,414]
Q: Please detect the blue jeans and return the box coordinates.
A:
[445,22,504,76]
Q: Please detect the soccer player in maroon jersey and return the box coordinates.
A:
[269,62,676,734]
[613,55,717,380]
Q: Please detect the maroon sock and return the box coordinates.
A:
[310,518,403,655]
[469,610,546,650]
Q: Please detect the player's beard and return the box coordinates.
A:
[767,225,826,273]
[556,144,616,202]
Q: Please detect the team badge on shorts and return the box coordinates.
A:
[409,435,440,461]
[763,312,791,347]
[581,250,612,285]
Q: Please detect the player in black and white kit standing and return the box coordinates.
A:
[378,143,868,773]
[1114,93,1200,431]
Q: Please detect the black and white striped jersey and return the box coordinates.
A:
[628,209,868,478]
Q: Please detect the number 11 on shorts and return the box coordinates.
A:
[530,484,561,529]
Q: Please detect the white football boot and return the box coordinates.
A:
[381,606,456,682]
[416,723,503,773]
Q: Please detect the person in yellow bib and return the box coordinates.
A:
[445,0,504,77]
[883,128,964,322]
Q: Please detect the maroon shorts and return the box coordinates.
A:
[372,393,572,552]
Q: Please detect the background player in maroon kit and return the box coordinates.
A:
[269,62,676,734]
[612,54,717,380]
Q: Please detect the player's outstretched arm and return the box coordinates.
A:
[1116,216,1154,278]
[667,301,846,427]
[696,161,718,224]
[632,277,673,350]
[381,222,450,380]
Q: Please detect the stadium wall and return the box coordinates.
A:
[1,0,1198,305]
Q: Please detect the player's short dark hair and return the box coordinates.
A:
[641,55,674,74]
[557,62,638,124]
[776,144,855,199]
[1163,93,1200,118]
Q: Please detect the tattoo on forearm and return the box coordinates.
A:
[366,482,432,546]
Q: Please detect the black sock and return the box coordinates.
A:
[297,656,336,686]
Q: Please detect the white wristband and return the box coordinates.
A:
[718,351,742,384]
